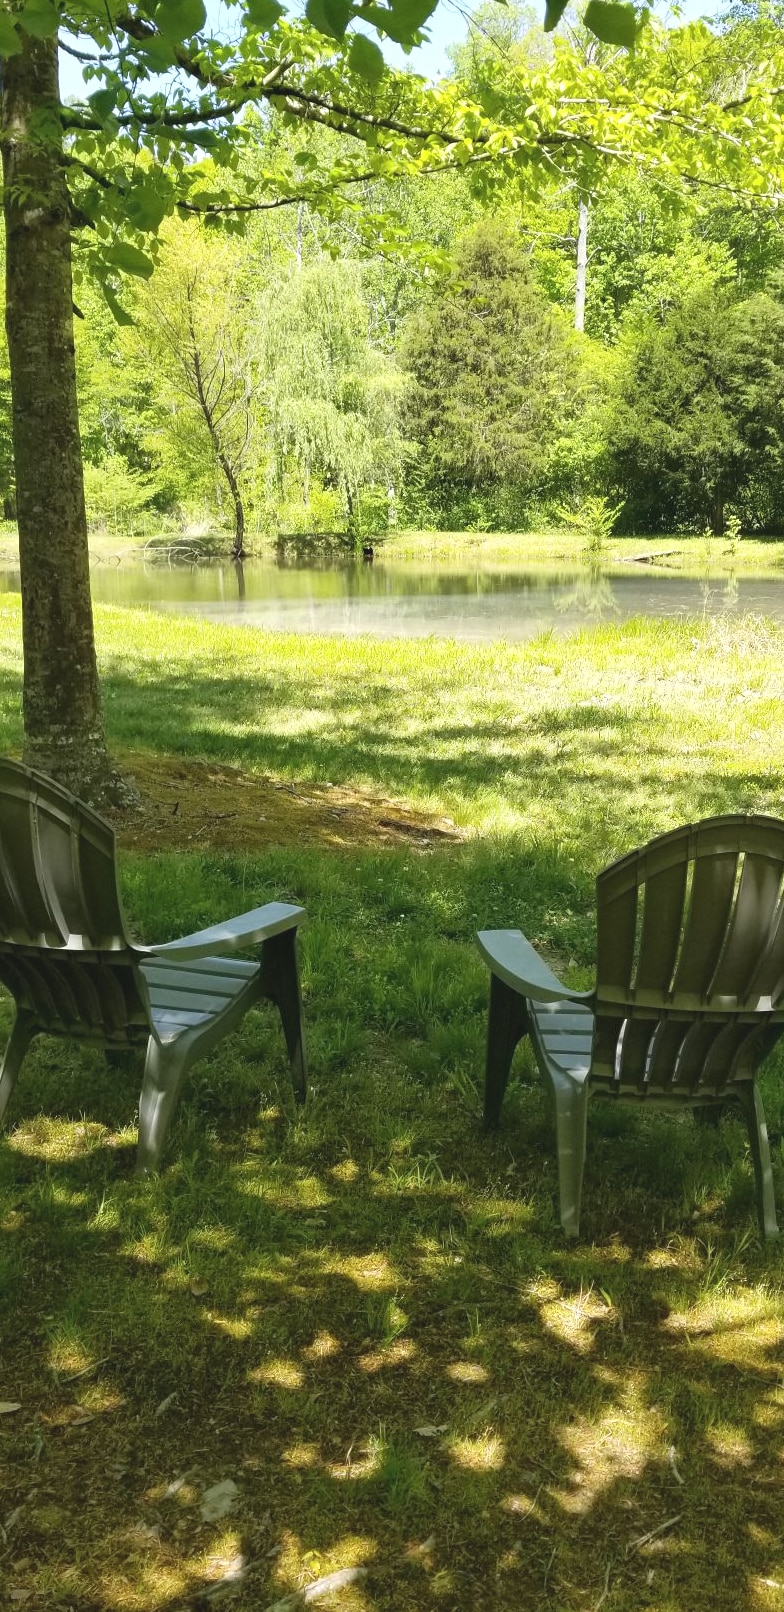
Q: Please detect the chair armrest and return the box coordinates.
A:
[476,929,592,1004]
[143,901,305,961]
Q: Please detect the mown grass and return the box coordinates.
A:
[0,598,784,1611]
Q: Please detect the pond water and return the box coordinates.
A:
[4,556,784,641]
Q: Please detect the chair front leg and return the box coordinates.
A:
[136,1036,191,1174]
[736,1081,779,1242]
[259,929,308,1102]
[483,973,529,1130]
[0,1010,36,1126]
[549,1072,590,1240]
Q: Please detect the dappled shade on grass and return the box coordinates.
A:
[1,1045,783,1611]
[0,600,783,1608]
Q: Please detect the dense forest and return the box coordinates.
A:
[7,0,784,545]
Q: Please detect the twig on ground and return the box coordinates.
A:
[593,1562,612,1611]
[626,1515,682,1557]
[60,1357,110,1383]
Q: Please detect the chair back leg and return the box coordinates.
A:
[260,930,308,1102]
[483,974,529,1130]
[0,1012,36,1125]
[735,1083,780,1241]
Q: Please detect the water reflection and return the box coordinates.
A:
[553,570,620,621]
[1,556,783,641]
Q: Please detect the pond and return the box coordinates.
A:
[4,556,784,641]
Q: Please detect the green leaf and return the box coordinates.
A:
[348,32,385,82]
[245,0,285,28]
[101,284,136,327]
[104,243,156,279]
[0,15,21,55]
[543,0,568,30]
[582,0,639,48]
[358,0,435,43]
[87,86,119,122]
[176,127,221,148]
[384,0,438,34]
[305,0,353,39]
[154,0,207,40]
[138,34,179,69]
[124,182,170,231]
[18,1,59,40]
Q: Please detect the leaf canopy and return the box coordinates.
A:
[5,0,784,319]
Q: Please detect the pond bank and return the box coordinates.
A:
[2,523,784,572]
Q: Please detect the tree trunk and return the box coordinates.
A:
[228,474,246,560]
[574,198,589,334]
[1,33,123,804]
[209,438,245,558]
[188,315,247,559]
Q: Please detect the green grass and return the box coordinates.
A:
[4,521,784,572]
[377,528,784,571]
[1,597,784,1611]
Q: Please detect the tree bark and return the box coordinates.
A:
[1,33,123,803]
[574,197,589,334]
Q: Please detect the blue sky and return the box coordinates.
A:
[59,0,719,99]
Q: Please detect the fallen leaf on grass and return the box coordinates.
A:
[0,1402,21,1415]
[403,1534,436,1561]
[201,1479,238,1523]
[264,1566,369,1612]
[202,1553,247,1598]
[414,1424,447,1438]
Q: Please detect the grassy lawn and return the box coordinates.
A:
[1,598,784,1611]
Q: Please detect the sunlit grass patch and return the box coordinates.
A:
[554,1374,667,1516]
[0,606,784,1606]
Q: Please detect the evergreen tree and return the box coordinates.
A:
[401,221,583,525]
[606,282,784,532]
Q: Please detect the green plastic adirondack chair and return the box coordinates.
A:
[0,759,307,1170]
[478,816,784,1241]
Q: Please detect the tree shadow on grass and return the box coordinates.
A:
[85,660,784,865]
[1,1011,783,1612]
[0,639,783,1605]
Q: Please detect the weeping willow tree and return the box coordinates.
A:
[258,257,410,540]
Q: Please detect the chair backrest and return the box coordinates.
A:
[592,815,784,1097]
[0,760,150,1040]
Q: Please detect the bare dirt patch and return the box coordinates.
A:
[111,753,465,853]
